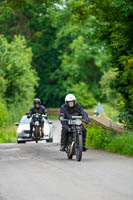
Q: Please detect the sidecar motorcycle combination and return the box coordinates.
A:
[15,114,53,144]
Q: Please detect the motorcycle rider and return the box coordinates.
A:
[59,94,90,152]
[27,98,47,138]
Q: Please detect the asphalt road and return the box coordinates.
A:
[0,120,133,200]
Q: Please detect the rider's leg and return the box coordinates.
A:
[41,120,44,137]
[30,122,33,137]
[82,125,88,151]
[60,125,69,151]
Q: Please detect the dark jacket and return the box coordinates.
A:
[29,105,47,115]
[59,103,90,123]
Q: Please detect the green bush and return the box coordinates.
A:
[119,109,133,129]
[0,126,17,143]
[86,124,133,156]
[48,115,58,120]
[86,124,114,149]
[106,134,133,155]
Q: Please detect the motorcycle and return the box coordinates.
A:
[61,116,84,162]
[30,113,47,143]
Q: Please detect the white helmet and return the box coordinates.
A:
[65,94,76,104]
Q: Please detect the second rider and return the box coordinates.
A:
[27,98,47,138]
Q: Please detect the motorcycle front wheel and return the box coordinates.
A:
[35,126,39,143]
[75,134,82,161]
[67,143,73,159]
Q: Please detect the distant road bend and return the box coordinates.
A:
[0,120,133,200]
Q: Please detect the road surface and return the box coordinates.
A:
[0,120,133,200]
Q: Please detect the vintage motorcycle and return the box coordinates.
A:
[30,113,47,143]
[61,116,84,162]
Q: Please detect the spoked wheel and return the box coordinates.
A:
[67,144,73,159]
[66,135,74,160]
[75,134,82,161]
[67,148,73,159]
[35,127,39,143]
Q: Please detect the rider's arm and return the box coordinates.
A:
[27,107,34,118]
[78,104,90,123]
[40,106,48,119]
[41,106,47,115]
[29,107,34,115]
[59,105,66,122]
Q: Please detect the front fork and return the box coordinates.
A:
[66,127,82,154]
[70,128,82,154]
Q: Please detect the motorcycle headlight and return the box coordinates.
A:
[35,121,40,126]
[76,119,82,126]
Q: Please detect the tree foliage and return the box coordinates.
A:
[68,0,133,127]
[0,0,133,128]
[0,96,9,128]
[0,35,38,122]
[49,4,110,106]
[0,0,110,108]
[100,68,122,107]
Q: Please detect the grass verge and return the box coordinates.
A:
[48,115,59,120]
[0,126,17,143]
[86,124,133,156]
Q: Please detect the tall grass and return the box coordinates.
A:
[106,134,133,155]
[48,115,59,120]
[86,124,133,156]
[0,126,17,143]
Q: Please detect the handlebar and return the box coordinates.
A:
[60,116,82,121]
[71,116,82,119]
[42,114,47,118]
[27,113,47,118]
[60,116,90,124]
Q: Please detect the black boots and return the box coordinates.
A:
[60,145,66,151]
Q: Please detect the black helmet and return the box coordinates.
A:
[34,98,41,105]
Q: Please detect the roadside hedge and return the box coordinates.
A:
[86,124,133,156]
[0,126,17,143]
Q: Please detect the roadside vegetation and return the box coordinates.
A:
[102,104,120,122]
[48,115,59,120]
[0,126,17,143]
[86,124,133,156]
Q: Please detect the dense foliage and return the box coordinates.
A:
[68,0,133,127]
[0,0,110,108]
[0,0,133,128]
[0,35,38,125]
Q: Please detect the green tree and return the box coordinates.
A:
[100,68,122,107]
[0,35,38,121]
[49,4,111,105]
[0,0,62,107]
[0,0,112,108]
[68,0,133,127]
[68,82,97,108]
[89,0,133,128]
